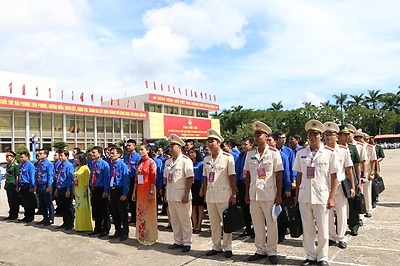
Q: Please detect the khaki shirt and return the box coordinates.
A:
[335,144,353,182]
[244,146,283,201]
[164,153,194,202]
[364,143,378,176]
[293,144,339,204]
[203,149,236,203]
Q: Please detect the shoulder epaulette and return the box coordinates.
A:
[325,146,334,151]
[356,141,363,145]
[223,152,230,156]
[269,147,278,152]
[348,143,355,147]
[182,155,189,159]
[339,144,348,149]
[367,143,374,147]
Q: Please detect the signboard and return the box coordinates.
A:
[164,115,211,137]
[149,93,219,111]
[0,96,148,120]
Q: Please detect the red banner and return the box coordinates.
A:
[149,93,219,111]
[0,96,148,120]
[164,115,211,137]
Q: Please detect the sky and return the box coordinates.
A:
[1,0,400,111]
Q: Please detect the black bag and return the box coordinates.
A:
[278,198,293,224]
[354,192,366,214]
[20,184,37,209]
[288,204,303,238]
[223,204,245,233]
[373,176,385,195]
[341,178,352,199]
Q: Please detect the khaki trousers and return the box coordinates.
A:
[207,202,232,251]
[169,201,192,246]
[362,181,372,214]
[329,184,348,242]
[250,200,278,256]
[299,202,329,262]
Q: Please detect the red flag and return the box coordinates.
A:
[194,91,197,98]
[91,94,94,103]
[173,86,176,94]
[133,100,137,109]
[153,81,156,90]
[214,95,216,101]
[204,92,207,99]
[117,99,120,106]
[80,92,84,102]
[200,92,203,99]
[48,88,51,98]
[100,95,103,104]
[126,100,130,108]
[61,89,64,100]
[22,84,26,95]
[111,98,113,105]
[35,87,38,97]
[9,82,12,94]
[178,87,181,95]
[185,89,188,96]
[71,91,74,101]
[168,85,170,92]
[190,90,193,97]
[145,80,148,89]
[161,83,164,91]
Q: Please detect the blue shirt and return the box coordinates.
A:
[36,159,54,187]
[153,156,164,189]
[69,158,78,168]
[280,151,292,192]
[53,161,62,182]
[193,161,204,182]
[235,151,247,183]
[279,146,296,183]
[17,161,36,189]
[57,160,75,190]
[123,152,141,179]
[230,150,239,162]
[109,159,129,196]
[89,158,111,193]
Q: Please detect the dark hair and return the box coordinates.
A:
[111,147,123,156]
[140,143,151,151]
[7,150,16,157]
[241,136,254,145]
[185,139,194,145]
[270,132,280,141]
[73,147,81,153]
[225,139,236,149]
[126,139,137,145]
[60,150,70,158]
[38,148,49,156]
[189,147,202,162]
[20,150,30,159]
[91,146,103,156]
[76,152,87,166]
[289,134,301,141]
[275,131,285,137]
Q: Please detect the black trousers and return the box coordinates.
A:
[91,187,111,233]
[110,187,129,237]
[127,178,136,221]
[347,197,360,232]
[237,181,252,233]
[278,189,296,238]
[52,180,62,214]
[58,187,74,227]
[20,184,36,220]
[6,184,20,218]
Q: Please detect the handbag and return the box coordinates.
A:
[372,176,385,195]
[223,204,245,233]
[288,204,303,238]
[341,178,352,199]
[354,192,366,214]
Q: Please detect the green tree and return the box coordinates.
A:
[333,93,348,124]
[268,101,283,111]
[52,141,67,150]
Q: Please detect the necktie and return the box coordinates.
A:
[92,163,98,188]
[57,163,64,185]
[128,154,132,172]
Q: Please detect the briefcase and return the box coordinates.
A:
[341,178,352,199]
[354,192,366,214]
[278,198,294,224]
[223,204,245,233]
[373,176,385,195]
[288,204,303,238]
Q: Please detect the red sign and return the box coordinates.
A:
[0,96,148,120]
[149,93,219,111]
[164,115,211,138]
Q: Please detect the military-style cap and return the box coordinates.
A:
[354,129,364,137]
[346,124,357,133]
[338,126,351,134]
[207,128,224,142]
[364,133,370,139]
[167,134,185,146]
[305,119,325,133]
[6,151,16,157]
[323,121,339,133]
[252,121,272,134]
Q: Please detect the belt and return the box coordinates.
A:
[111,186,123,190]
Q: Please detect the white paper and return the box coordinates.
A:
[138,174,144,184]
[272,204,282,221]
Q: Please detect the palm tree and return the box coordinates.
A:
[268,101,283,111]
[381,93,400,113]
[333,93,348,124]
[363,90,382,110]
[347,94,364,108]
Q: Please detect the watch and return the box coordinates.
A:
[231,195,237,198]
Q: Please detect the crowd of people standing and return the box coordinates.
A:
[1,120,385,266]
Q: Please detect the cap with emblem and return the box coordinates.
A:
[6,151,16,157]
[167,134,185,146]
[364,133,370,139]
[252,121,272,134]
[346,124,357,133]
[338,126,351,134]
[354,129,364,137]
[323,121,339,133]
[305,119,325,133]
[207,128,224,142]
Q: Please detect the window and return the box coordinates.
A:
[181,108,194,116]
[196,109,208,118]
[165,106,179,115]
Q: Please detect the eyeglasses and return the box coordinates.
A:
[207,139,216,144]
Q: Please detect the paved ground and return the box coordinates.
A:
[0,149,399,266]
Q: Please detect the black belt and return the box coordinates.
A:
[111,186,123,190]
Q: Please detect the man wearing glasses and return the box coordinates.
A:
[294,120,339,266]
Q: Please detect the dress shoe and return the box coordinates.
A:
[206,249,223,256]
[372,203,377,208]
[224,250,233,258]
[302,259,317,266]
[168,243,183,249]
[364,213,372,218]
[318,260,329,266]
[248,253,267,261]
[329,239,336,246]
[64,226,74,230]
[182,246,191,253]
[25,218,34,223]
[268,255,279,265]
[4,216,11,220]
[43,221,53,226]
[278,236,285,243]
[109,233,121,239]
[36,220,46,225]
[359,219,364,226]
[88,230,101,236]
[99,231,109,237]
[56,224,67,229]
[338,241,347,249]
[18,217,28,222]
[119,235,128,241]
[350,229,358,236]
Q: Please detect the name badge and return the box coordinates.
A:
[306,166,315,179]
[74,179,79,187]
[257,166,266,179]
[208,171,215,182]
[167,173,174,183]
[138,174,144,184]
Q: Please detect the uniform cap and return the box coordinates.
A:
[323,121,339,133]
[206,128,224,142]
[354,129,364,137]
[167,134,185,146]
[364,133,370,139]
[338,126,351,134]
[252,121,272,134]
[346,124,357,133]
[6,151,16,157]
[305,119,325,133]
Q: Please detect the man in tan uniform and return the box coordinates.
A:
[324,122,355,249]
[294,120,339,266]
[244,121,283,264]
[164,134,194,252]
[203,129,237,258]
